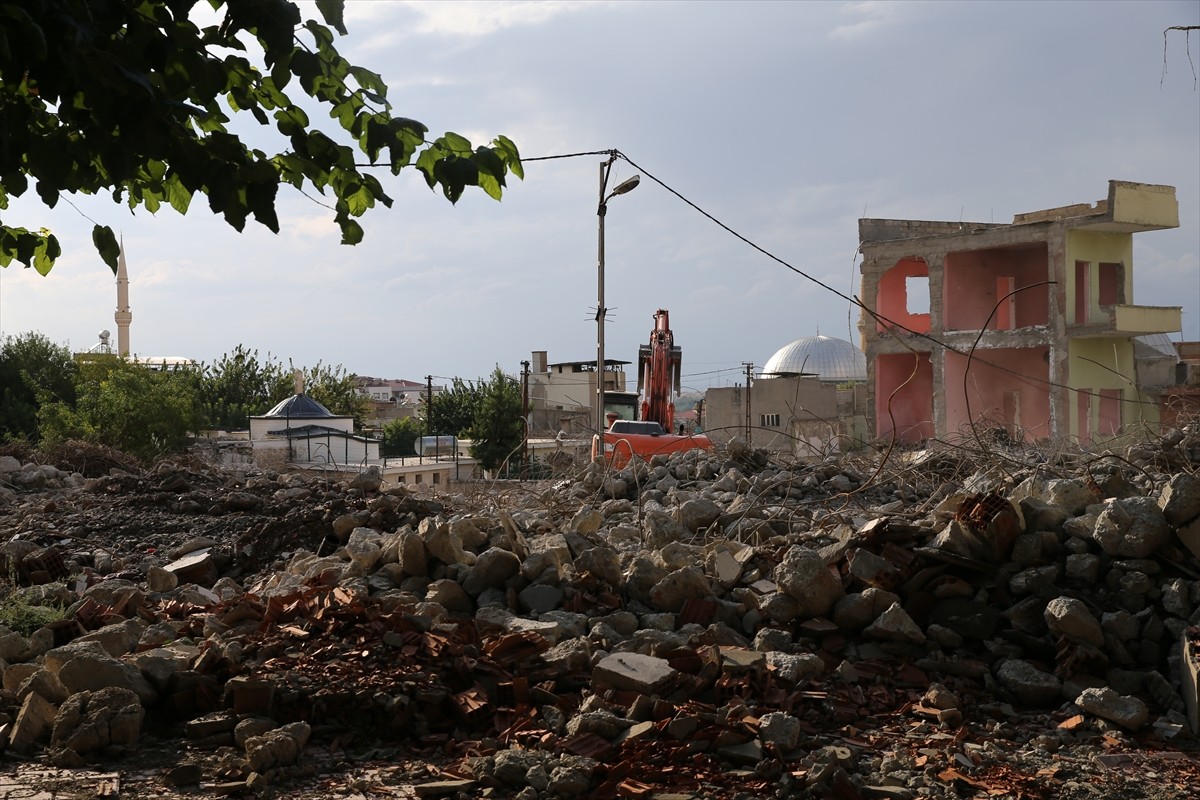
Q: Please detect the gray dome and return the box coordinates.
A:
[263,394,333,418]
[762,335,866,382]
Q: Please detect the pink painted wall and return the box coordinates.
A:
[876,352,934,442]
[943,248,1049,331]
[943,347,1051,441]
[876,258,931,334]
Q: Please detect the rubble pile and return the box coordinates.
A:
[1,430,1200,799]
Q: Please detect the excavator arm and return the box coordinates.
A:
[638,309,682,432]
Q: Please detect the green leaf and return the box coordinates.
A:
[345,184,373,216]
[415,147,442,189]
[164,174,193,214]
[92,225,120,274]
[6,0,520,276]
[340,218,363,245]
[32,233,59,276]
[440,132,473,155]
[478,171,502,201]
[142,191,162,214]
[316,0,349,36]
[494,135,525,180]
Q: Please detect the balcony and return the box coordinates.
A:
[1072,304,1182,337]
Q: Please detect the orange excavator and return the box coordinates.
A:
[599,309,712,466]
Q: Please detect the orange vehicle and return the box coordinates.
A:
[595,309,712,466]
[601,418,712,467]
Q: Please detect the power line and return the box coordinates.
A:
[608,150,1171,411]
[406,144,1177,413]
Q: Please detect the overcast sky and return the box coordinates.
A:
[1,0,1197,389]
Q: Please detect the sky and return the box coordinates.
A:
[1,0,1197,390]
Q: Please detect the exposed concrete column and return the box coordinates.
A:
[925,252,945,335]
[925,253,946,438]
[1046,232,1068,439]
[858,256,882,440]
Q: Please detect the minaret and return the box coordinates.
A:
[114,236,131,357]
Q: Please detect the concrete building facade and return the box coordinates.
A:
[704,376,840,457]
[858,180,1182,445]
[703,334,867,457]
[526,350,630,434]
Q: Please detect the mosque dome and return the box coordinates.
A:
[263,394,334,418]
[762,334,867,382]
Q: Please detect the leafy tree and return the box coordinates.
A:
[380,415,422,458]
[467,367,523,473]
[424,377,483,438]
[200,345,291,429]
[0,332,77,442]
[39,356,203,461]
[0,0,523,274]
[301,360,365,427]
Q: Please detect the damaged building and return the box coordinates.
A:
[858,180,1184,445]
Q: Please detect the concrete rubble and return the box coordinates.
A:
[1,431,1200,798]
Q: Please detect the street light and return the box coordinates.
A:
[597,156,640,435]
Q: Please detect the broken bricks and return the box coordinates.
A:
[0,427,1199,797]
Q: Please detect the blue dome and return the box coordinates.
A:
[263,394,333,418]
[763,335,866,382]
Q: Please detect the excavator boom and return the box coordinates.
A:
[600,308,711,466]
[637,308,682,431]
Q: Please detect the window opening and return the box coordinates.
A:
[906,276,930,315]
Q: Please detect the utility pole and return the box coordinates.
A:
[425,375,434,437]
[521,360,530,479]
[743,362,754,444]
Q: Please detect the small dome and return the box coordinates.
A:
[263,394,333,418]
[763,334,866,382]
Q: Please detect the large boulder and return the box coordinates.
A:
[463,548,522,596]
[1159,473,1200,527]
[1044,596,1104,646]
[422,517,475,566]
[1092,497,1170,558]
[43,641,156,705]
[51,687,144,755]
[675,498,722,533]
[648,566,713,613]
[773,547,844,617]
[996,659,1060,706]
[642,511,691,549]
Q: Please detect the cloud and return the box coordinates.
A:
[356,1,596,44]
[827,1,910,42]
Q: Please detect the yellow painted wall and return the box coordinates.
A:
[1066,337,1160,438]
[1114,304,1182,334]
[1066,230,1133,323]
[1110,182,1180,229]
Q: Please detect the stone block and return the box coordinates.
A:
[592,652,677,695]
[9,691,57,752]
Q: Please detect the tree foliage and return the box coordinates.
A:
[424,377,482,439]
[380,415,421,458]
[301,360,365,428]
[17,340,366,459]
[0,0,523,274]
[0,332,77,442]
[467,367,523,473]
[199,344,291,429]
[38,356,204,461]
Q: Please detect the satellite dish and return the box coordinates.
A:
[99,330,111,343]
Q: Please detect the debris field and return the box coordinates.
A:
[1,429,1200,800]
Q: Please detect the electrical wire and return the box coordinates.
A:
[609,150,1172,412]
[395,144,1179,417]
